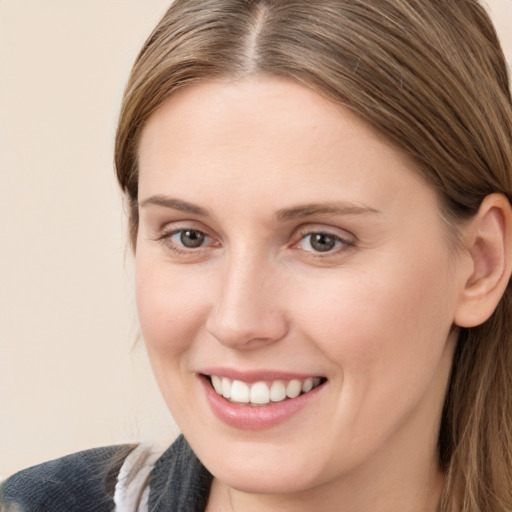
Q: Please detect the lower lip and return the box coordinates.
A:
[200,376,325,430]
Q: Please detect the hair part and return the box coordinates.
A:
[115,1,512,510]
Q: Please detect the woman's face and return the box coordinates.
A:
[136,76,464,497]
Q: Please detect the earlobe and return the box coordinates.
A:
[454,193,512,328]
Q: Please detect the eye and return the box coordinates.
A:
[297,231,351,253]
[172,229,207,248]
[164,228,211,250]
[155,225,218,258]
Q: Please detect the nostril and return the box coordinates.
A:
[206,315,288,349]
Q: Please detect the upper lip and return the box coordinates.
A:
[199,367,326,383]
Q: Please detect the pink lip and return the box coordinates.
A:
[199,374,326,430]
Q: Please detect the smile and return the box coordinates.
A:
[207,375,325,406]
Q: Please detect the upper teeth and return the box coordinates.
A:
[210,376,322,405]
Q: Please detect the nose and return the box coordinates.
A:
[206,251,289,350]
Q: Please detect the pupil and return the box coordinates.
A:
[181,230,204,248]
[311,233,335,252]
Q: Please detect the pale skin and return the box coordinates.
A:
[135,75,512,512]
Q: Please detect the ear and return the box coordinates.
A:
[454,194,512,328]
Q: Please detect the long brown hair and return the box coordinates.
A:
[115,1,512,510]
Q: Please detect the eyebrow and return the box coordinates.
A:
[275,202,381,221]
[139,195,381,220]
[139,195,209,216]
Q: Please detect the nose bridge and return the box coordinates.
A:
[206,244,288,348]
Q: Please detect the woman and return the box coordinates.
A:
[2,0,511,511]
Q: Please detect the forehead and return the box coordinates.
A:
[137,75,433,217]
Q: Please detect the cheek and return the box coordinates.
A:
[284,252,458,464]
[135,256,207,359]
[293,250,457,389]
[135,256,212,425]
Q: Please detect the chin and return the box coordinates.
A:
[213,460,321,496]
[188,431,333,495]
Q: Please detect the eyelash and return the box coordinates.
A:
[155,227,356,256]
[294,229,355,256]
[156,228,214,254]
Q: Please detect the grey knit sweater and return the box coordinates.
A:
[0,435,212,512]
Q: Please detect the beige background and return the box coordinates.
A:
[1,0,511,477]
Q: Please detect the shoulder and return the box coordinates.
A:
[0,444,135,512]
[0,437,213,512]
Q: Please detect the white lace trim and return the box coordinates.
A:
[113,444,160,512]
